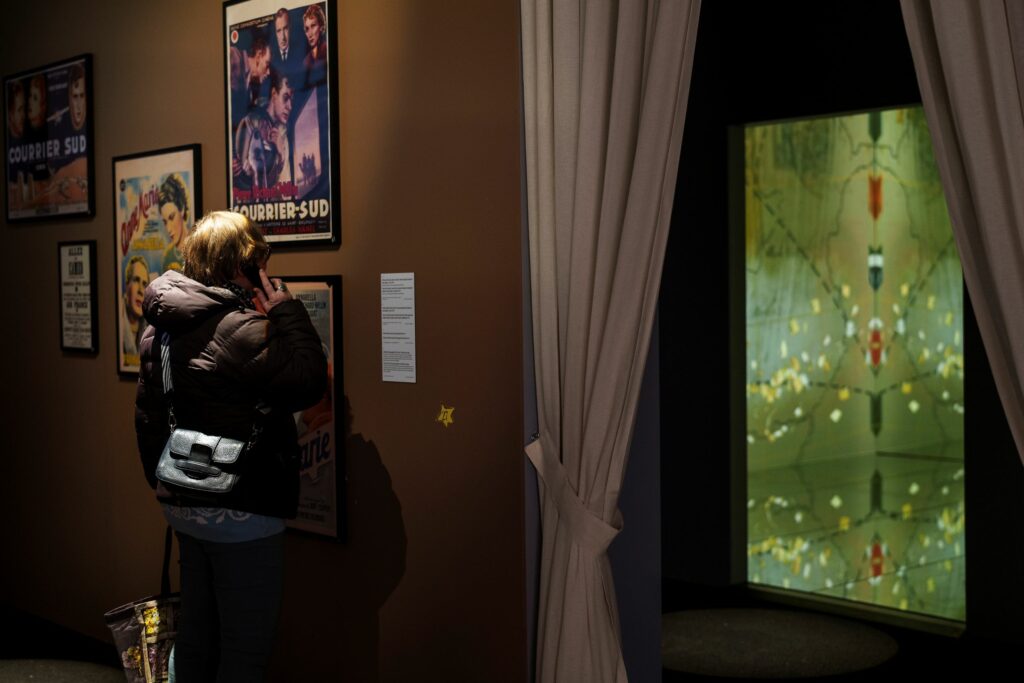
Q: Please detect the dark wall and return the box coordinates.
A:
[0,1,527,680]
[962,294,1024,642]
[610,320,661,682]
[661,0,1024,641]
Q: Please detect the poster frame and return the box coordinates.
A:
[112,143,203,377]
[280,274,345,541]
[4,53,95,223]
[57,239,99,353]
[222,0,341,247]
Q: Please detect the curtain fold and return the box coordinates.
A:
[521,1,701,679]
[902,0,1024,466]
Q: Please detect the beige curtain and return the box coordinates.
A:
[902,0,1024,466]
[520,1,700,679]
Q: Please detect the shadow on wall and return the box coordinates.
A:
[271,396,406,681]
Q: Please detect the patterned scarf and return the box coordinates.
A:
[222,280,256,310]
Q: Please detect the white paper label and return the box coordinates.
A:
[381,272,416,383]
[60,244,93,349]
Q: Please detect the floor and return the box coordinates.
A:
[0,603,120,671]
[662,579,1013,681]
[2,595,1013,681]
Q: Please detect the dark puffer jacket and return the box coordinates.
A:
[135,270,327,518]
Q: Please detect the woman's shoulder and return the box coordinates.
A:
[212,307,271,360]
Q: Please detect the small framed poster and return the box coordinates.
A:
[112,144,202,375]
[281,274,345,540]
[4,54,95,222]
[58,240,98,353]
[223,0,341,245]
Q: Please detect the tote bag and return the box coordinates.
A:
[104,526,179,683]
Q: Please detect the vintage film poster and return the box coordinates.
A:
[223,0,340,245]
[58,241,98,353]
[4,54,94,221]
[284,276,343,539]
[112,145,202,375]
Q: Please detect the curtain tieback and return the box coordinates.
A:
[526,439,621,556]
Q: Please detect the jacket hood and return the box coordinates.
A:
[143,270,241,333]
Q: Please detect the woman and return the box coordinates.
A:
[135,211,326,681]
[158,173,190,273]
[302,3,327,87]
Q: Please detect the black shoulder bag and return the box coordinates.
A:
[154,331,268,495]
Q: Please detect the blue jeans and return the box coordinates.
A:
[173,531,285,682]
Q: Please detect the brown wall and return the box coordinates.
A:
[0,1,526,680]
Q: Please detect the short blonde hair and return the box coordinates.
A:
[182,211,270,286]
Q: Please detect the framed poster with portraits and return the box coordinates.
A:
[58,240,99,353]
[223,0,340,246]
[281,275,344,540]
[112,144,202,375]
[4,54,94,222]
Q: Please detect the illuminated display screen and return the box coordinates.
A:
[744,107,965,621]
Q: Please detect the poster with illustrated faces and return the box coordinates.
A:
[112,145,202,375]
[4,54,94,221]
[224,0,340,244]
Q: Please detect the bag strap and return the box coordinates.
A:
[160,525,173,597]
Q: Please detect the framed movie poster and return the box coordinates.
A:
[282,275,344,539]
[113,144,202,375]
[223,0,340,245]
[58,240,99,353]
[4,54,94,222]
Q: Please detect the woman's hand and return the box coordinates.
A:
[253,268,293,313]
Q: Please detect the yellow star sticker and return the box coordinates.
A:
[437,405,454,428]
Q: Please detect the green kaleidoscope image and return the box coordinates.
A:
[745,107,965,621]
